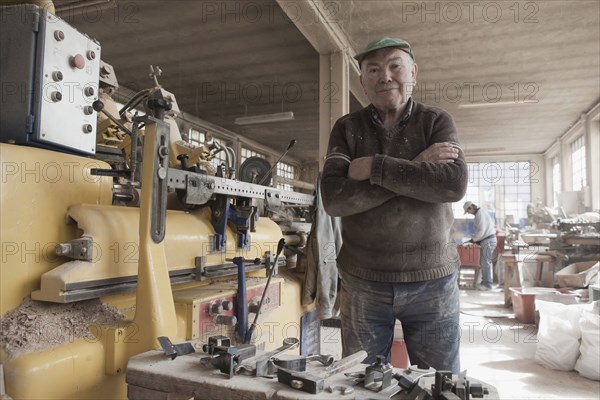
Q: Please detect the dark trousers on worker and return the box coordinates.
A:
[339,269,460,373]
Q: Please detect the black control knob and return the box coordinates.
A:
[214,315,237,326]
[177,154,189,170]
[248,303,260,314]
[92,100,104,112]
[221,300,233,311]
[210,303,223,315]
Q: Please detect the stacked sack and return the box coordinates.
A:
[575,302,600,380]
[534,300,600,380]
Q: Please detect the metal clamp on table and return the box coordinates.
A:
[126,346,498,400]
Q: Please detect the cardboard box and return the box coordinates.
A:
[556,261,599,288]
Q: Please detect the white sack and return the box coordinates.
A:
[534,300,584,371]
[575,308,600,380]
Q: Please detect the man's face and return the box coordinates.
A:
[360,48,417,113]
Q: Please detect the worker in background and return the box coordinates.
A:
[463,201,497,291]
[321,37,468,373]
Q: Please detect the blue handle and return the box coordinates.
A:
[233,257,248,343]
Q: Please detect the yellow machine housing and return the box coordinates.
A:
[0,142,312,399]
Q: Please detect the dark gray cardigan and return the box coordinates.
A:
[321,100,468,282]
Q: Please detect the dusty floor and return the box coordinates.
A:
[320,288,600,400]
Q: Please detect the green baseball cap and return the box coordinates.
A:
[354,37,415,67]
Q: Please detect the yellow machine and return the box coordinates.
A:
[0,4,315,399]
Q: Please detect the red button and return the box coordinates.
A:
[70,54,85,69]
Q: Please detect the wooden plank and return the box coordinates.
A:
[126,350,274,400]
[126,349,500,400]
[127,385,169,400]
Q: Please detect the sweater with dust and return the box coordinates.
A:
[321,100,468,282]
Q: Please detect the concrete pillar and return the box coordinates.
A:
[586,119,599,210]
[319,52,350,171]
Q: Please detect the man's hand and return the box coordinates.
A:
[348,156,373,181]
[413,142,460,163]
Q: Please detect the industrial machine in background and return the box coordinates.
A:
[0,3,315,399]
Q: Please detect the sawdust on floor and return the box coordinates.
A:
[0,297,125,359]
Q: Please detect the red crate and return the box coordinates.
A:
[458,244,480,267]
[509,287,560,324]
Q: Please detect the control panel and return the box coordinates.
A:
[0,4,101,155]
[174,277,283,344]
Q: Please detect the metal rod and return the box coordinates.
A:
[244,238,285,343]
[257,140,296,186]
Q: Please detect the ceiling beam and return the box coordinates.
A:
[276,0,368,107]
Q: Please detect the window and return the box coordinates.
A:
[453,162,534,225]
[552,156,561,207]
[187,128,228,171]
[188,128,206,146]
[240,147,267,164]
[276,161,296,191]
[570,136,586,191]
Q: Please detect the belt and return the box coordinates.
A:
[476,234,496,245]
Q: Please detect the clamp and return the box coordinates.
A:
[200,335,256,379]
[396,369,490,400]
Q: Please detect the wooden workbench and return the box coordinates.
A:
[501,253,557,306]
[126,350,497,400]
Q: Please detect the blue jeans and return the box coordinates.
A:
[479,237,497,288]
[339,269,460,373]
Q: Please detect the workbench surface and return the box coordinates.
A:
[126,349,498,400]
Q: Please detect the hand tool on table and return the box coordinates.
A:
[277,350,368,394]
[396,370,490,400]
[237,337,300,377]
[345,355,394,392]
[157,336,195,360]
[327,384,355,395]
[272,354,334,372]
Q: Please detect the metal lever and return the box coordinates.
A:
[244,238,285,343]
[92,100,133,136]
[257,139,296,186]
